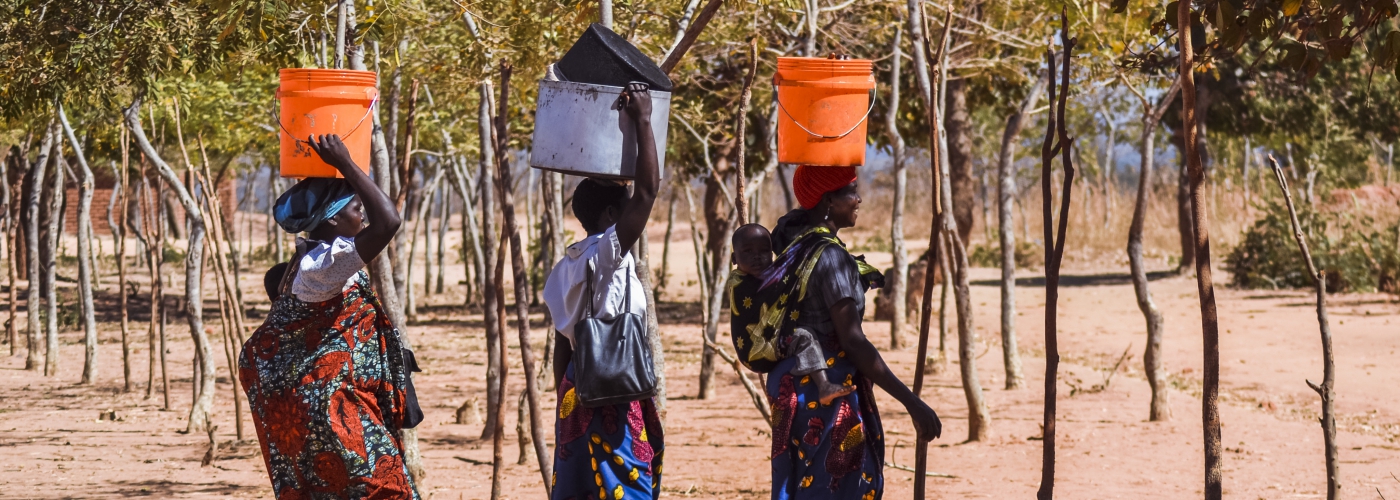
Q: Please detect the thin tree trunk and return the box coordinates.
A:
[635,225,668,416]
[5,153,17,358]
[921,12,988,442]
[937,242,951,361]
[43,139,65,377]
[488,228,508,500]
[441,130,486,308]
[153,177,171,409]
[909,9,947,498]
[734,39,757,223]
[1265,156,1339,500]
[490,63,553,493]
[995,75,1045,391]
[659,0,725,74]
[548,171,566,388]
[1175,147,1194,273]
[1242,137,1251,212]
[658,191,677,295]
[683,184,709,305]
[1037,18,1077,498]
[24,121,56,372]
[405,165,442,322]
[138,176,158,400]
[0,145,9,356]
[115,128,134,392]
[58,104,100,385]
[390,79,421,312]
[195,138,249,439]
[1176,3,1223,496]
[886,24,909,351]
[1124,78,1179,422]
[169,98,218,431]
[434,183,449,294]
[477,81,503,440]
[124,96,214,432]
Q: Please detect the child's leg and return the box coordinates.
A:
[786,328,854,405]
[786,328,828,376]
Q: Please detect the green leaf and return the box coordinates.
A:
[1379,30,1400,68]
[1282,0,1302,16]
[1165,1,1180,29]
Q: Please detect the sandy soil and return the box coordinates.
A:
[2,218,1399,499]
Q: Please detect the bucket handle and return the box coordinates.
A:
[775,86,877,140]
[274,93,380,147]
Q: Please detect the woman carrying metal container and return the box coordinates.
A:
[542,83,665,500]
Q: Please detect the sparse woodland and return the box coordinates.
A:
[1,0,1399,498]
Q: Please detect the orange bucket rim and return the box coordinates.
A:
[278,68,378,76]
[775,57,873,71]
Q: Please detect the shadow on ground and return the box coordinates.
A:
[971,270,1177,288]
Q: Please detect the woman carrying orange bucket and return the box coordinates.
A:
[737,56,942,500]
[241,134,420,500]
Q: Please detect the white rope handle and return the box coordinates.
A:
[775,86,877,140]
[274,94,380,145]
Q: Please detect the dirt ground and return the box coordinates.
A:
[2,215,1399,499]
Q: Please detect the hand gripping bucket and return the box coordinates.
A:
[277,68,379,178]
[774,57,876,167]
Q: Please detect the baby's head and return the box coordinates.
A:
[731,224,774,276]
[264,262,290,301]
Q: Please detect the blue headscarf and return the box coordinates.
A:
[274,178,356,233]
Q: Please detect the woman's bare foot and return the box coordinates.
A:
[814,372,856,405]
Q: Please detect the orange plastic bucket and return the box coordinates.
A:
[774,57,876,167]
[277,68,379,178]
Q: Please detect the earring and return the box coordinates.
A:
[823,206,831,221]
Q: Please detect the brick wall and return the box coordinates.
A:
[65,178,237,235]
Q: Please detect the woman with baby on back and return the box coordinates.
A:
[241,134,421,499]
[728,165,942,499]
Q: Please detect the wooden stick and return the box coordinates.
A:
[395,79,422,211]
[1037,11,1077,500]
[488,225,508,500]
[1266,155,1339,500]
[701,336,771,424]
[659,0,725,74]
[491,60,553,496]
[733,37,758,224]
[117,126,132,393]
[912,10,953,500]
[885,461,958,478]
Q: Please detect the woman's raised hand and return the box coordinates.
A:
[307,134,357,172]
[619,82,652,123]
[908,400,943,441]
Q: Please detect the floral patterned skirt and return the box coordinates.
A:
[767,353,885,500]
[551,362,665,500]
[239,273,419,499]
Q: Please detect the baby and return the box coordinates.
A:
[732,224,854,405]
[264,262,290,301]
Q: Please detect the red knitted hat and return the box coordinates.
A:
[792,165,857,209]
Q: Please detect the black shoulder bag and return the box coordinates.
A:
[572,263,657,408]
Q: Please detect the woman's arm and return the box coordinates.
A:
[553,332,572,389]
[308,134,402,263]
[831,298,942,441]
[611,83,659,256]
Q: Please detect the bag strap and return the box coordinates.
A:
[624,264,632,313]
[583,260,596,319]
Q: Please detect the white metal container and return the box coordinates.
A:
[530,79,670,180]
